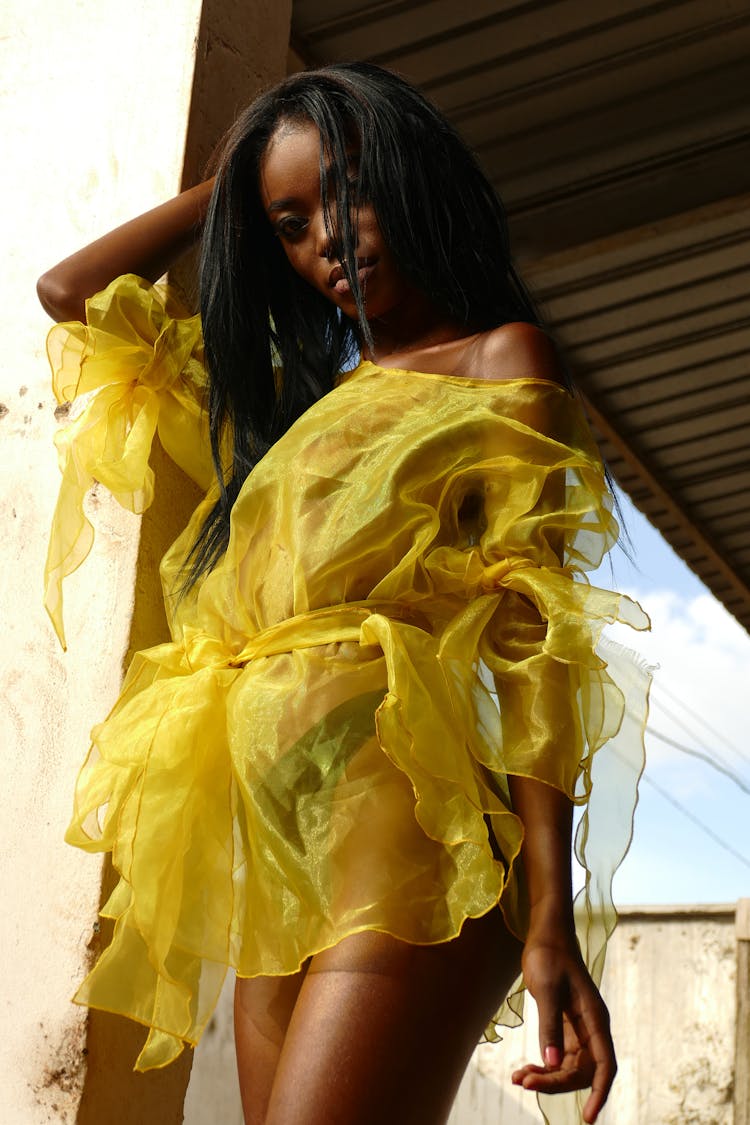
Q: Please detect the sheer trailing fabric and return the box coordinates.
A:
[48,277,650,1105]
[44,275,212,648]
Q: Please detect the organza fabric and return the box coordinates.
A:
[44,278,212,648]
[47,276,650,1106]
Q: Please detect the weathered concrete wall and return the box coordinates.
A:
[181,0,295,192]
[598,906,736,1125]
[449,905,737,1125]
[2,1,292,1121]
[0,3,200,1121]
[184,906,739,1124]
[735,900,750,1125]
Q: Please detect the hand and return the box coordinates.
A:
[511,937,616,1124]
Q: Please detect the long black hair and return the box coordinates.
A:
[187,62,543,586]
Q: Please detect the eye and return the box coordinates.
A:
[275,215,308,239]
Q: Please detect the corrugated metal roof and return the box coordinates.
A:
[291,0,750,631]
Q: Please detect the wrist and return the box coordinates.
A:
[523,927,580,966]
[526,895,576,941]
[190,177,216,221]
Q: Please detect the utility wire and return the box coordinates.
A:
[617,705,750,869]
[614,664,750,870]
[651,679,750,766]
[649,693,748,774]
[641,770,750,871]
[647,727,750,796]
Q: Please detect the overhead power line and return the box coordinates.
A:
[648,727,750,796]
[614,675,750,872]
[651,680,750,767]
[616,738,750,868]
[641,771,750,871]
[650,693,748,774]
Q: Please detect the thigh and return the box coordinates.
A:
[264,909,523,1125]
[234,966,309,1125]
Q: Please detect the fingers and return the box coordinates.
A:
[576,993,617,1121]
[511,1062,545,1083]
[533,979,565,1072]
[511,989,617,1122]
[511,1059,592,1094]
[583,1086,609,1124]
[580,1028,617,1123]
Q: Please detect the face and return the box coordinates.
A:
[259,120,417,323]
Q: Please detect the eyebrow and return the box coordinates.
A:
[265,159,362,215]
[266,197,299,213]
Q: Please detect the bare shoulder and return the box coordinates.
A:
[462,322,567,386]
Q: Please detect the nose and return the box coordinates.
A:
[317,229,335,261]
[314,209,338,261]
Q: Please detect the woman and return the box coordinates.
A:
[38,63,649,1124]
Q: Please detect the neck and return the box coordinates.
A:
[361,291,472,365]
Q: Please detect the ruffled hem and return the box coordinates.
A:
[66,585,650,1071]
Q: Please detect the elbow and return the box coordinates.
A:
[36,270,86,323]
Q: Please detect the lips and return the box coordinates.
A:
[328,258,377,295]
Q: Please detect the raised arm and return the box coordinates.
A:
[37,177,216,323]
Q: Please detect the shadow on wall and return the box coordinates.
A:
[75,860,194,1125]
[70,0,297,1115]
[76,443,201,1124]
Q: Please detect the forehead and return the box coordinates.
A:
[259,120,359,211]
[259,122,324,209]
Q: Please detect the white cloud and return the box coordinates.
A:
[599,586,750,903]
[607,587,750,784]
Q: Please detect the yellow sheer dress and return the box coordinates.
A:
[45,276,650,1115]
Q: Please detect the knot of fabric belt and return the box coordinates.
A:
[179,601,420,672]
[480,555,536,591]
[423,546,536,597]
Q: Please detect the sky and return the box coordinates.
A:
[585,490,750,907]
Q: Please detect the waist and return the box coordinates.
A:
[180,600,429,671]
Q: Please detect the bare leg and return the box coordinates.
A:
[234,965,309,1125]
[262,909,523,1125]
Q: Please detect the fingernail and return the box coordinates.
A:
[544,1045,561,1068]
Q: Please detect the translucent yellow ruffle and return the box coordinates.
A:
[44,274,212,648]
[50,278,651,1093]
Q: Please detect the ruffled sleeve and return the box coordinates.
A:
[469,384,652,1091]
[476,389,649,799]
[44,274,213,648]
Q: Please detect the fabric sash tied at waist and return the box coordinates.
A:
[64,569,649,1075]
[178,600,432,672]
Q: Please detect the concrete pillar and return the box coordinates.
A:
[173,2,294,1116]
[0,0,288,1121]
[0,4,201,1120]
[736,898,750,1125]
